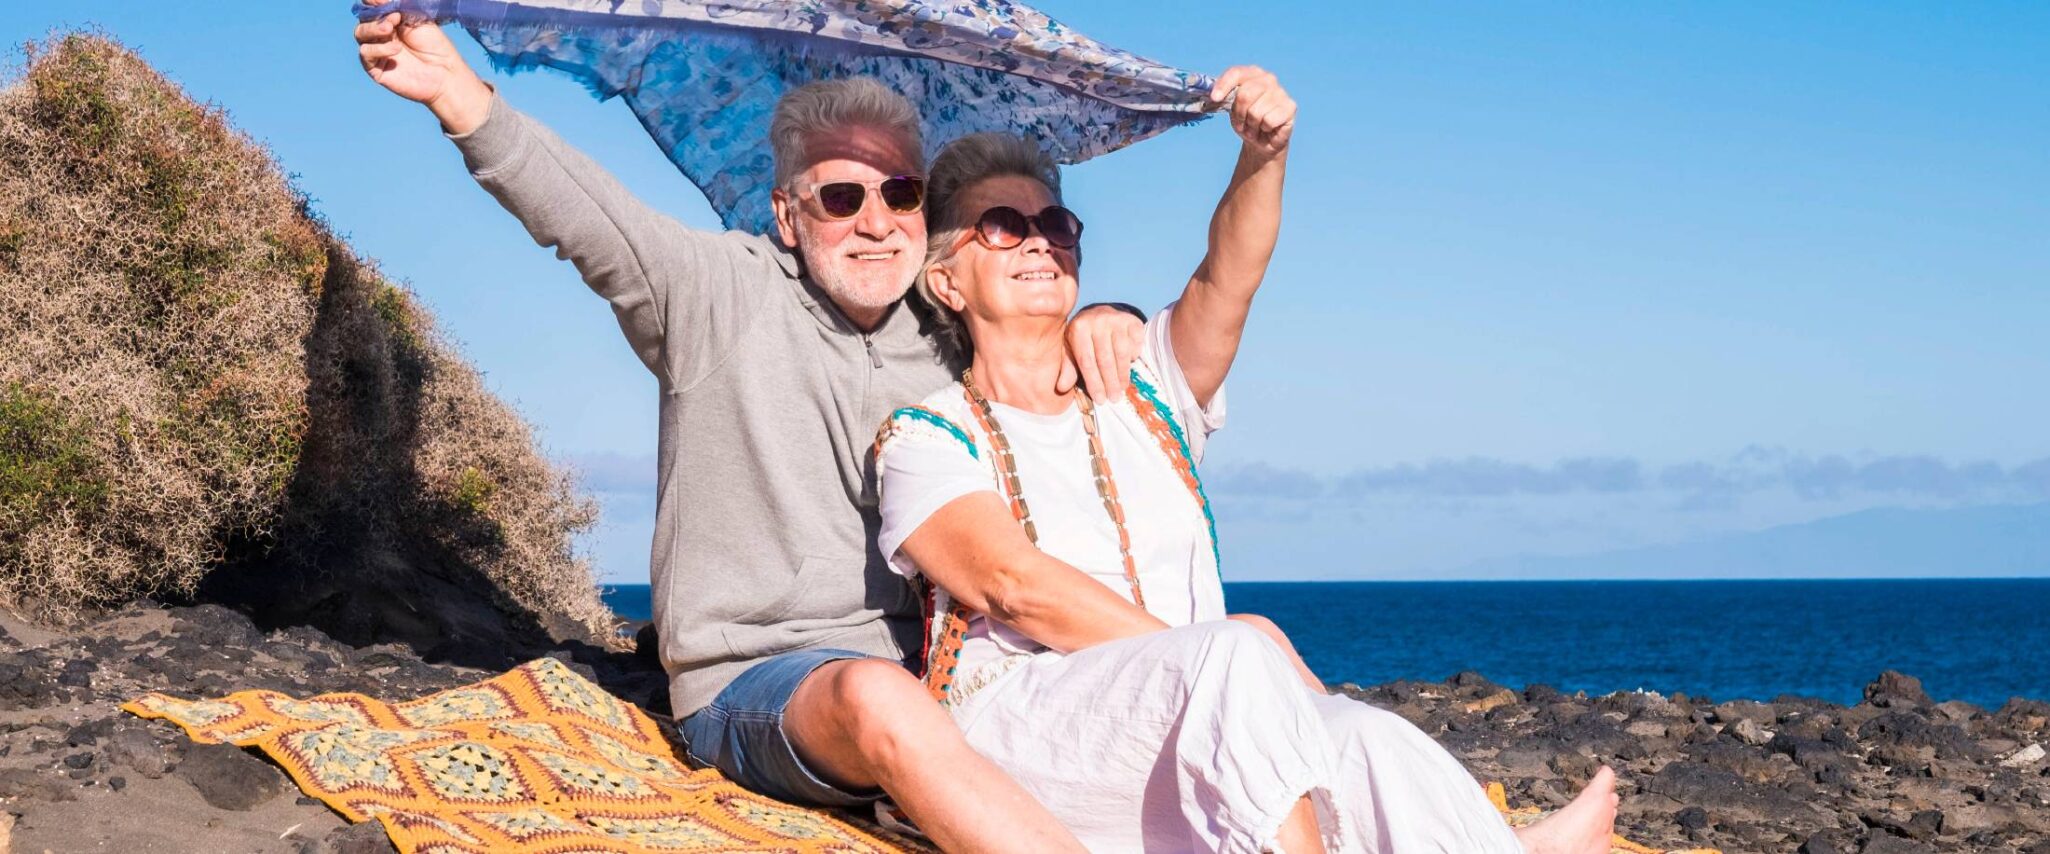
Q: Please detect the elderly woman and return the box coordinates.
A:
[875,68,1619,853]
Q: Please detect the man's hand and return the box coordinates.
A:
[354,0,494,133]
[1209,66,1296,161]
[1063,304,1146,403]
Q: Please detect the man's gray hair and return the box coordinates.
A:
[770,78,924,188]
[916,133,1065,358]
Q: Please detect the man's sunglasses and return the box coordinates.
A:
[955,205,1085,251]
[792,175,926,219]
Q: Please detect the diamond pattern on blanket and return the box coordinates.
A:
[122,657,914,853]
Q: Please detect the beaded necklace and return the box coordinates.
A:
[917,366,1217,703]
[960,368,1147,608]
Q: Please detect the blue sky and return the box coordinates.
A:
[6,3,2046,582]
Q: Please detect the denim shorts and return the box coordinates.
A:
[677,648,892,807]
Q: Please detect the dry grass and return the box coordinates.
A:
[0,33,616,644]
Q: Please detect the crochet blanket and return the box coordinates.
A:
[125,657,1714,853]
[123,657,914,853]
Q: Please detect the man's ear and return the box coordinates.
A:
[771,188,800,249]
[926,263,968,313]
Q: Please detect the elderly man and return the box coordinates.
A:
[355,6,1145,851]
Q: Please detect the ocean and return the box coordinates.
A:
[600,578,2050,709]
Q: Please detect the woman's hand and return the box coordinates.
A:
[355,0,495,133]
[1170,67,1296,407]
[1210,66,1297,161]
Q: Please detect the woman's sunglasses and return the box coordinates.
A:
[957,205,1085,251]
[793,175,926,219]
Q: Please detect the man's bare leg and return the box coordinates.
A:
[783,659,1087,853]
[1514,765,1620,854]
[1272,794,1328,854]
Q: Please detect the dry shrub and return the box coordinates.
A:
[0,33,615,648]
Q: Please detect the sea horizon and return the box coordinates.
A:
[601,577,2050,709]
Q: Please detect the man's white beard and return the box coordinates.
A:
[794,220,918,317]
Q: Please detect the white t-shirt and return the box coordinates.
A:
[875,303,1228,693]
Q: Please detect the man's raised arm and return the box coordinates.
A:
[355,2,755,385]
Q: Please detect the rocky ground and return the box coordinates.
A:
[1339,674,2050,853]
[0,600,2044,853]
[0,600,664,853]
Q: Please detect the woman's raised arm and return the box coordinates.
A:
[1171,67,1298,408]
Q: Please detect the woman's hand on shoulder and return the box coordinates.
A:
[1209,66,1296,160]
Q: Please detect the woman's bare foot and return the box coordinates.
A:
[1513,765,1619,854]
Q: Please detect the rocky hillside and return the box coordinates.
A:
[0,34,615,655]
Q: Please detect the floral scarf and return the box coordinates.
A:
[350,0,1216,232]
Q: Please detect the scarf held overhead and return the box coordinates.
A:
[351,0,1216,232]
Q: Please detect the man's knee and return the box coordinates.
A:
[791,658,950,779]
[802,659,933,741]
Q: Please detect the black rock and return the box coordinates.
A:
[1814,762,1854,788]
[172,604,265,648]
[644,684,672,718]
[1994,697,2050,731]
[1675,805,1711,830]
[64,718,111,747]
[1909,809,1944,838]
[1824,726,1860,750]
[175,742,288,810]
[1447,671,1504,697]
[103,727,171,779]
[0,652,62,709]
[61,751,94,770]
[1860,834,1935,854]
[351,646,413,669]
[1688,742,1787,784]
[108,775,126,790]
[1645,761,1750,809]
[1864,671,1933,709]
[297,795,321,806]
[1544,715,1637,757]
[1862,808,1944,841]
[257,640,320,668]
[322,820,400,854]
[273,624,341,650]
[633,622,661,667]
[1859,712,1985,762]
[1799,834,1844,854]
[543,650,600,683]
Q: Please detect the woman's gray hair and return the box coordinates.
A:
[917,132,1064,359]
[769,78,924,188]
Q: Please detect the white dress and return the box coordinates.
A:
[875,304,1523,853]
